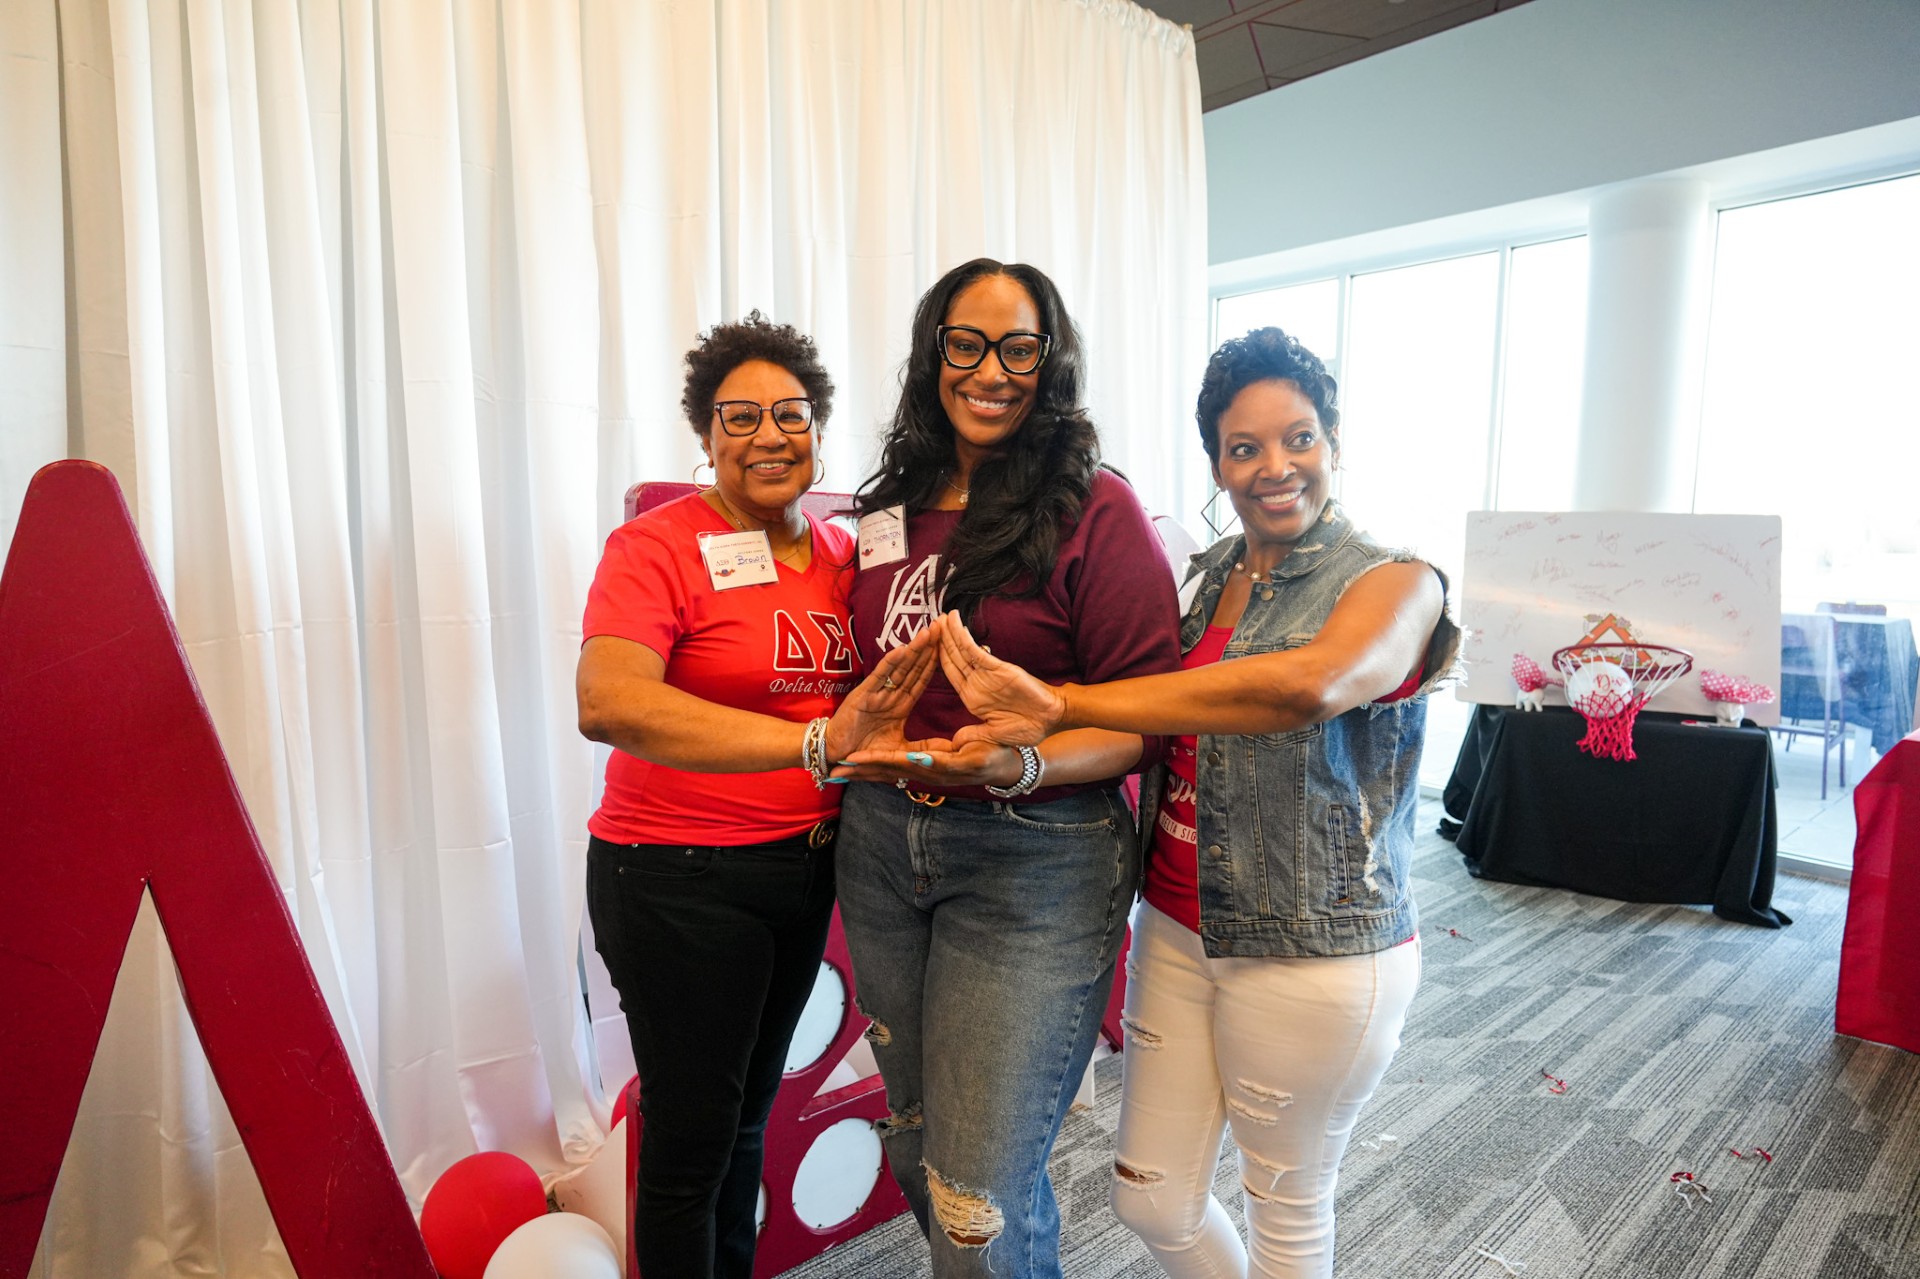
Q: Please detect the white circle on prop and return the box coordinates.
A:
[482,1212,621,1279]
[784,962,847,1073]
[551,1118,627,1261]
[791,1118,884,1230]
[1565,659,1632,716]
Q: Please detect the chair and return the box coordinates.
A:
[1775,614,1848,799]
[1819,602,1888,718]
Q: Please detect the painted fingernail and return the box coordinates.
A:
[905,752,933,767]
[823,777,851,785]
[835,761,857,767]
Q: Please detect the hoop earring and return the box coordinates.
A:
[1202,485,1240,540]
[692,460,716,490]
[813,459,826,487]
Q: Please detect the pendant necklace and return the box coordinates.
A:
[712,488,808,567]
[943,473,971,506]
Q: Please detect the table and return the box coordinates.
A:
[1779,613,1919,756]
[1836,731,1920,1052]
[1445,705,1791,928]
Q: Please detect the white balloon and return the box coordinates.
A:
[482,1212,622,1279]
[551,1118,628,1261]
[1565,659,1633,716]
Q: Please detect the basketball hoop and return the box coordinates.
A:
[1552,642,1693,761]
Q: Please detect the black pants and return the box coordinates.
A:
[587,832,835,1279]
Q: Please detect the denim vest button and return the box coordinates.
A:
[1207,844,1223,858]
[1207,750,1222,766]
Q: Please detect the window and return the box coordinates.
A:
[1214,278,1341,364]
[1205,239,1591,790]
[1339,253,1501,583]
[1495,237,1588,512]
[1696,174,1920,618]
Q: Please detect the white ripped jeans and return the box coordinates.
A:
[1110,902,1421,1279]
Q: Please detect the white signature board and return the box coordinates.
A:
[1457,511,1783,724]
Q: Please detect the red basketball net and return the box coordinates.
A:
[1551,643,1694,761]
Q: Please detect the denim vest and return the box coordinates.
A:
[1136,503,1460,959]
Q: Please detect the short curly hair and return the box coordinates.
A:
[680,310,835,437]
[1195,326,1340,463]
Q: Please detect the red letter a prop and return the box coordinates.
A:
[0,462,432,1277]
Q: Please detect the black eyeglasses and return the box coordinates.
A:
[936,326,1052,376]
[711,398,815,437]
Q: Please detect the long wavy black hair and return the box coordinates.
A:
[853,259,1100,624]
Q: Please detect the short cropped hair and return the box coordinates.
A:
[680,310,835,437]
[1194,326,1340,462]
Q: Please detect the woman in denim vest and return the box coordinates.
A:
[936,326,1460,1279]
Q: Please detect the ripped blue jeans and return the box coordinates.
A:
[835,781,1138,1278]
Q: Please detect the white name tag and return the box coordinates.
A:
[857,506,907,568]
[699,530,778,590]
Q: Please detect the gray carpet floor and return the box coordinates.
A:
[783,798,1920,1278]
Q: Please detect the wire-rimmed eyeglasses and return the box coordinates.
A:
[935,325,1052,376]
[711,398,816,437]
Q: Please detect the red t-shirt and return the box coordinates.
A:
[583,492,858,846]
[1145,626,1425,934]
[1143,626,1232,931]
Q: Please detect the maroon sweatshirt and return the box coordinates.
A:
[849,468,1181,802]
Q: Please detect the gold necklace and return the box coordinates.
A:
[711,489,808,567]
[1232,560,1273,583]
[772,534,811,569]
[943,473,971,506]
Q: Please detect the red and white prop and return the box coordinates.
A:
[1460,512,1782,723]
[1510,653,1560,712]
[1553,641,1694,761]
[620,915,911,1279]
[0,462,435,1277]
[1699,670,1776,727]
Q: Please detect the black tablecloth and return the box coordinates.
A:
[1778,616,1918,755]
[1445,705,1790,928]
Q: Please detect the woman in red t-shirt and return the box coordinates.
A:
[575,314,937,1279]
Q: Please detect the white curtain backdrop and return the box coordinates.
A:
[0,1,1206,1274]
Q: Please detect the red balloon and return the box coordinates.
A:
[419,1151,547,1279]
[609,1075,639,1131]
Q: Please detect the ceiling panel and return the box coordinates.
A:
[1141,0,1532,112]
[1195,24,1269,93]
[1272,0,1499,80]
[1144,0,1239,26]
[1249,22,1367,76]
[1253,0,1499,40]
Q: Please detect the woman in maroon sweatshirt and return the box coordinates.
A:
[829,259,1181,1278]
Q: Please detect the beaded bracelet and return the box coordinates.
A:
[984,745,1044,799]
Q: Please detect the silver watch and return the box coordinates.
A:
[985,745,1044,798]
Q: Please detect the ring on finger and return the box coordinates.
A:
[894,777,909,789]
